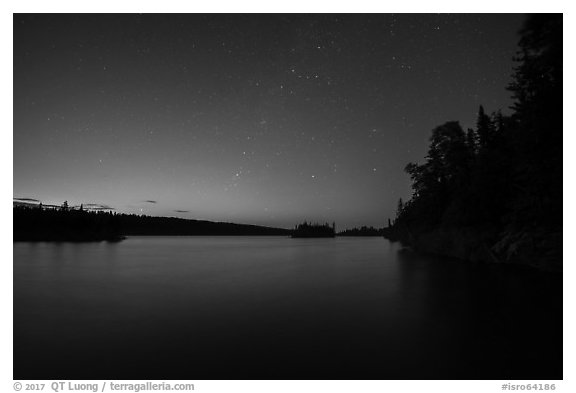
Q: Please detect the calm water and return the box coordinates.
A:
[14,237,562,379]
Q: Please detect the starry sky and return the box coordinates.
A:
[14,14,525,229]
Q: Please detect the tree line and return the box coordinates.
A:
[13,204,291,241]
[388,15,562,269]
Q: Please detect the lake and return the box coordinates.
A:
[13,236,562,379]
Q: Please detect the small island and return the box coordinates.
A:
[291,222,336,238]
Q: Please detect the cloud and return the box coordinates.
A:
[14,197,41,203]
[174,210,189,213]
[144,200,157,204]
[83,203,115,211]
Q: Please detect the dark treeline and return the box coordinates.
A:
[387,15,562,271]
[14,205,291,241]
[292,221,336,238]
[338,226,384,236]
[14,205,123,242]
[119,213,290,236]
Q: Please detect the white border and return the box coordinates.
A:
[4,2,573,392]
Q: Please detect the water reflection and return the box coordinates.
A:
[14,237,561,379]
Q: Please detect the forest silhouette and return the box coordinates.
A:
[13,203,389,240]
[292,221,336,238]
[13,203,290,241]
[338,226,384,236]
[385,14,562,270]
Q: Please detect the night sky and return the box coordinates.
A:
[14,14,525,229]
